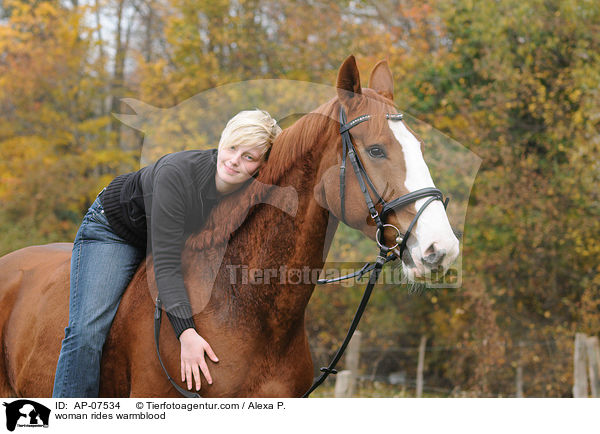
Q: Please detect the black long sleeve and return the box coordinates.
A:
[102,148,219,339]
[150,163,197,336]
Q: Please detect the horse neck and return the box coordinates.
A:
[219,114,339,322]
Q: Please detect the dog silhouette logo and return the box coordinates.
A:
[2,400,50,431]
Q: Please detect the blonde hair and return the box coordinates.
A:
[218,109,282,158]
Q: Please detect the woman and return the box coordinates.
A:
[53,109,281,397]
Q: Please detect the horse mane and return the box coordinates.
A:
[184,97,340,252]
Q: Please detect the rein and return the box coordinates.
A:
[153,105,449,398]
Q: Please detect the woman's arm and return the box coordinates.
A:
[150,163,218,391]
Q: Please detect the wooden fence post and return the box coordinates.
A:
[334,371,353,398]
[346,330,362,397]
[586,336,600,398]
[334,330,362,397]
[573,333,589,398]
[416,335,427,398]
[516,340,524,398]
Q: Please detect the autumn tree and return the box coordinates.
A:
[0,0,133,254]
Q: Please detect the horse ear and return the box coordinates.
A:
[337,55,362,109]
[368,59,394,101]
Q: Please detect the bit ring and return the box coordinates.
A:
[376,224,402,251]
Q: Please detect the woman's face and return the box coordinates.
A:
[216,144,265,187]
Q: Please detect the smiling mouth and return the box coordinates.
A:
[224,165,239,174]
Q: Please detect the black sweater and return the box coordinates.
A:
[100,148,220,338]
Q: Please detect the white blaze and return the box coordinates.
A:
[388,120,459,272]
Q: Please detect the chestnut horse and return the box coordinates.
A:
[0,56,459,397]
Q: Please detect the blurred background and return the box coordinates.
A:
[1,0,599,397]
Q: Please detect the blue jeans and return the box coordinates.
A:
[52,190,145,397]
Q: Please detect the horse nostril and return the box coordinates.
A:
[424,243,436,257]
[423,245,446,267]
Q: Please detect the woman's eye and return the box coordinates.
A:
[368,145,386,159]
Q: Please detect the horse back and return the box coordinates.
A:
[0,244,72,397]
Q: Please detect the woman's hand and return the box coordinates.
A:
[179,328,219,391]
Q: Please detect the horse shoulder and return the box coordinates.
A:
[101,258,175,397]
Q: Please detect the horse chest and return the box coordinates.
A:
[196,325,313,397]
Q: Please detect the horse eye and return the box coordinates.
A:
[367,145,387,159]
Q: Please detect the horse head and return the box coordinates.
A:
[314,55,460,282]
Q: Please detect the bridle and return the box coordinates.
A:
[301,105,449,397]
[338,105,448,258]
[153,103,451,399]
